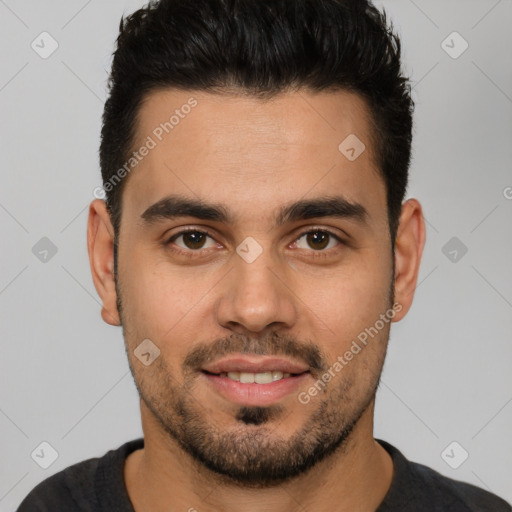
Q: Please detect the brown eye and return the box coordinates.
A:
[182,232,207,249]
[169,230,216,251]
[307,231,329,250]
[294,230,341,251]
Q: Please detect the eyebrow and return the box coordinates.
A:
[140,194,368,228]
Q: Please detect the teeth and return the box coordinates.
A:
[220,371,293,384]
[255,372,273,384]
[240,372,255,383]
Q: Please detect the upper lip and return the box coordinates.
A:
[201,356,310,375]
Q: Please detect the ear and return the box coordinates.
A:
[87,199,120,326]
[391,198,426,322]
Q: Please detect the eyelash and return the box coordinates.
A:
[164,227,345,259]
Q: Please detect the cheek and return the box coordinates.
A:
[118,248,176,329]
[299,254,392,355]
[125,276,200,335]
[118,250,221,356]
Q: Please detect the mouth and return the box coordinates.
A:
[200,356,311,406]
[201,369,306,384]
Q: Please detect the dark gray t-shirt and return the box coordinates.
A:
[17,438,511,511]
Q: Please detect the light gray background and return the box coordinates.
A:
[1,0,511,510]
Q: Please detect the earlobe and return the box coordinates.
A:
[87,199,121,326]
[391,199,426,322]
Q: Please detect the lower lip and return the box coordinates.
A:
[201,372,310,406]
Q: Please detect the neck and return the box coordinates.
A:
[125,400,393,512]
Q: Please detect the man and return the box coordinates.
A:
[17,0,511,510]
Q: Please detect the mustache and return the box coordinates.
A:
[183,331,329,374]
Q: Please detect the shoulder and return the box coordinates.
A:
[377,439,511,512]
[16,438,143,512]
[409,460,511,511]
[16,456,100,512]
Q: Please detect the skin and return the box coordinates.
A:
[88,88,425,512]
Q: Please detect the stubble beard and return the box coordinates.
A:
[115,266,392,487]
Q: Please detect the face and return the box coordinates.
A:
[88,87,424,486]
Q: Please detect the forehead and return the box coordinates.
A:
[123,87,386,227]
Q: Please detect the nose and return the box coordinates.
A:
[215,246,298,336]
